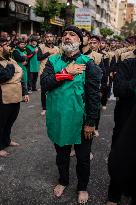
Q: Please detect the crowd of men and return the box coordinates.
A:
[0,27,136,205]
[0,30,135,117]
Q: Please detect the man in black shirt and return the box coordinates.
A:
[106,57,136,205]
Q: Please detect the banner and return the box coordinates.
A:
[74,8,91,31]
[50,16,65,27]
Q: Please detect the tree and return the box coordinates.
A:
[100,28,114,38]
[121,21,136,37]
[62,4,75,26]
[34,0,65,31]
[113,35,125,41]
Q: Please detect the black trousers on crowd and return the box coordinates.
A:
[95,109,100,130]
[101,86,108,106]
[107,179,122,203]
[108,181,136,204]
[28,72,38,91]
[107,100,136,203]
[54,134,92,191]
[0,103,20,150]
[31,72,38,91]
[130,198,136,205]
[27,66,31,91]
[107,76,113,99]
[41,90,46,110]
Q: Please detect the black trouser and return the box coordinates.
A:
[27,66,32,91]
[130,198,136,205]
[41,90,46,110]
[31,72,38,91]
[54,135,92,191]
[111,100,134,148]
[108,180,136,204]
[107,76,113,98]
[107,179,122,203]
[95,109,100,130]
[0,103,20,150]
[107,100,135,203]
[101,86,108,106]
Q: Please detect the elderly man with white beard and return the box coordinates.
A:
[40,26,102,204]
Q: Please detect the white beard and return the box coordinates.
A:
[62,42,81,53]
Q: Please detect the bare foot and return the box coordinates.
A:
[41,110,46,116]
[94,130,99,137]
[10,141,20,147]
[105,202,117,205]
[78,191,89,204]
[0,150,10,157]
[70,150,75,157]
[53,184,66,197]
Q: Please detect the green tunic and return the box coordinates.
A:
[26,45,40,73]
[15,48,28,83]
[46,54,92,147]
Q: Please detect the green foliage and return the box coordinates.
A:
[60,4,75,18]
[100,28,114,38]
[35,0,76,29]
[35,0,65,20]
[34,0,66,31]
[113,35,125,41]
[121,21,136,37]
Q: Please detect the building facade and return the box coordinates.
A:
[88,0,111,34]
[1,0,132,35]
[134,4,136,21]
[117,0,127,29]
[126,3,135,23]
[15,0,44,34]
[108,0,127,34]
[0,0,44,34]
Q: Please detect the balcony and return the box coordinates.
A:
[96,13,101,21]
[72,0,83,8]
[106,9,111,15]
[107,22,111,27]
[90,8,96,17]
[101,2,107,10]
[101,17,107,24]
[96,0,101,7]
[89,0,95,7]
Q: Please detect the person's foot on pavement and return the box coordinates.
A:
[90,152,94,160]
[102,106,107,110]
[78,191,89,204]
[28,90,32,94]
[41,110,46,116]
[10,141,20,146]
[53,184,66,197]
[70,150,75,157]
[105,202,117,205]
[0,150,10,157]
[94,130,99,137]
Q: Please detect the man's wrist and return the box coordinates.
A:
[85,119,95,127]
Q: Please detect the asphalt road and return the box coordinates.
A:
[0,90,128,205]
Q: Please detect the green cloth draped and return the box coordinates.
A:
[46,54,92,146]
[15,48,28,83]
[26,45,40,73]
